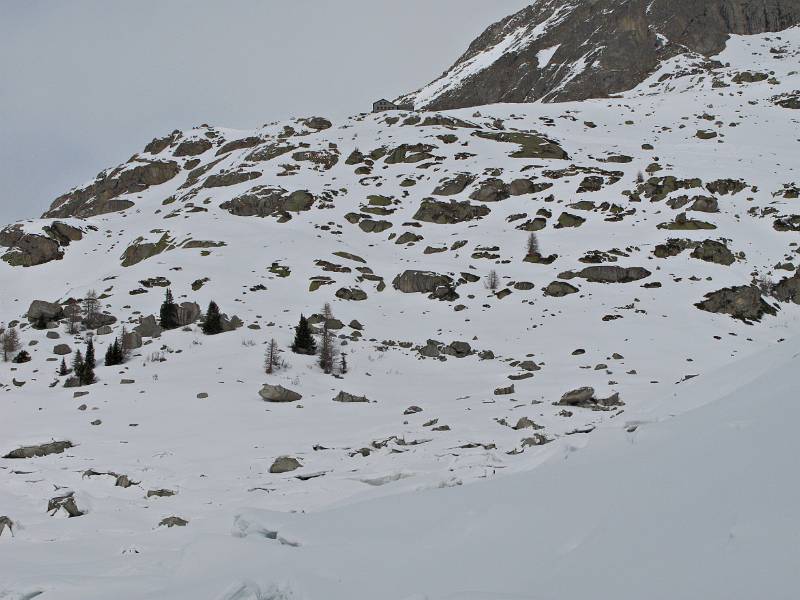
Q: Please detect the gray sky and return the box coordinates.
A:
[0,1,530,223]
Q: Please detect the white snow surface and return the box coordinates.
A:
[1,29,800,598]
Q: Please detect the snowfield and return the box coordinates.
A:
[1,29,800,599]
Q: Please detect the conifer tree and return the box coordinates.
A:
[58,358,69,376]
[81,338,96,385]
[1,327,20,362]
[72,349,85,382]
[264,338,280,374]
[318,304,337,374]
[104,339,123,367]
[202,300,223,335]
[340,353,348,375]
[291,314,316,355]
[159,288,180,330]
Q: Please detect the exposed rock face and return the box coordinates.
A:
[696,285,777,321]
[774,270,800,304]
[220,187,314,217]
[433,173,476,196]
[1,226,63,267]
[399,0,800,111]
[690,240,735,265]
[259,384,302,403]
[120,233,172,267]
[176,302,201,326]
[43,160,180,218]
[134,315,163,339]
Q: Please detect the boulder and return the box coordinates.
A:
[543,281,579,297]
[259,384,302,403]
[413,199,491,224]
[134,315,162,338]
[27,300,64,322]
[393,270,454,294]
[84,312,117,329]
[433,173,476,196]
[177,302,202,326]
[336,287,368,301]
[557,387,624,410]
[122,330,143,350]
[53,344,72,355]
[444,341,472,358]
[270,456,302,474]
[573,266,651,284]
[3,440,73,459]
[159,516,189,527]
[333,391,370,403]
[695,285,777,322]
[469,178,510,202]
[48,492,84,517]
[96,325,113,335]
[690,240,735,265]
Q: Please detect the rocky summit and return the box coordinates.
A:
[400,0,800,110]
[2,4,800,599]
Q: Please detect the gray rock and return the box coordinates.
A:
[47,492,84,517]
[573,266,651,284]
[96,325,113,335]
[413,199,491,224]
[696,285,777,322]
[122,330,143,350]
[543,281,579,297]
[159,516,189,527]
[3,441,74,460]
[333,391,370,403]
[46,330,60,339]
[53,344,72,355]
[270,456,301,474]
[393,270,455,294]
[27,300,64,322]
[495,384,515,395]
[259,384,302,403]
[444,341,473,358]
[0,516,13,537]
[134,315,162,338]
[177,302,201,326]
[557,387,624,411]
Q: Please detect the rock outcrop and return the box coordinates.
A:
[399,0,800,110]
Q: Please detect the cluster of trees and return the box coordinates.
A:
[290,303,347,376]
[104,326,130,367]
[67,337,96,386]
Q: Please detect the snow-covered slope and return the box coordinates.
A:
[1,28,800,599]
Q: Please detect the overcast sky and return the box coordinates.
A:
[0,1,530,223]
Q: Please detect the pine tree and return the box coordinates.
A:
[201,301,223,335]
[159,288,179,330]
[105,337,124,367]
[1,327,20,362]
[526,233,540,257]
[264,338,280,374]
[291,314,316,355]
[81,338,96,385]
[340,353,348,375]
[72,349,85,382]
[58,358,69,376]
[83,290,99,322]
[120,326,131,360]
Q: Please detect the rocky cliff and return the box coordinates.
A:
[400,0,800,110]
